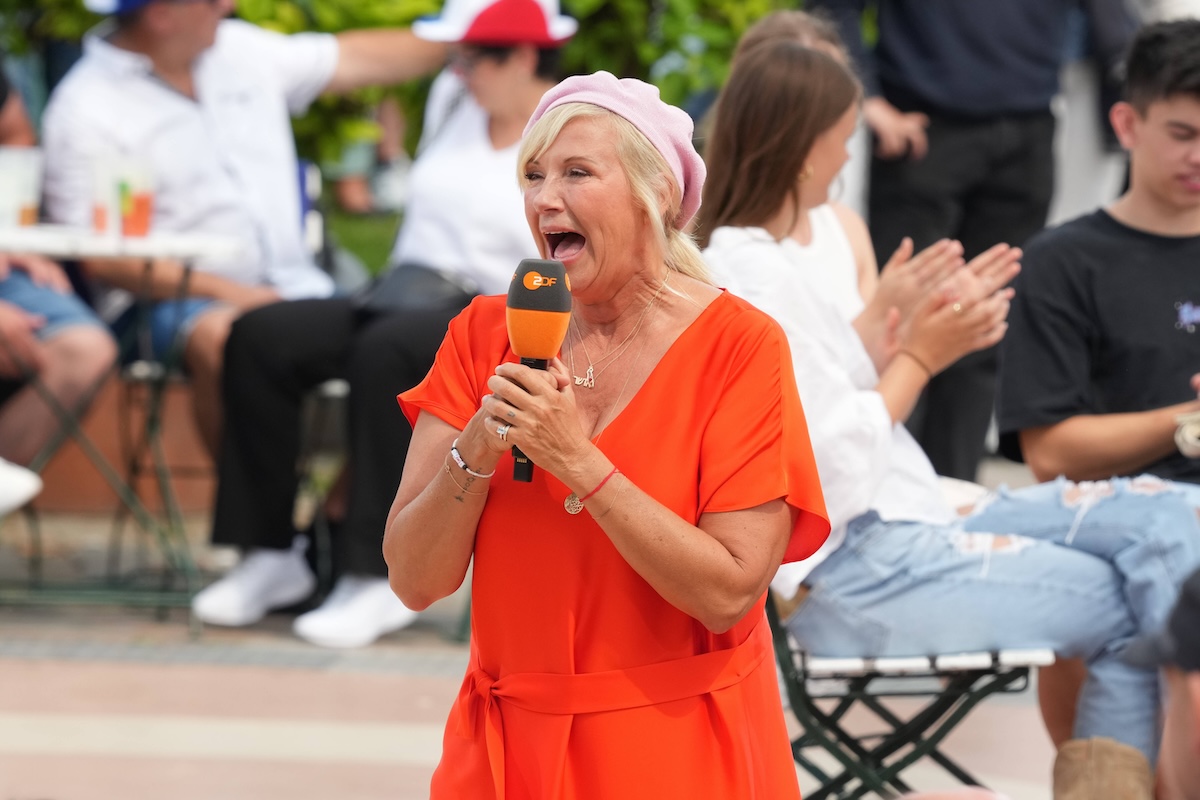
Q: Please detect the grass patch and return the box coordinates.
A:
[326,210,403,277]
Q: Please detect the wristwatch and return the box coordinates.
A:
[1176,410,1200,459]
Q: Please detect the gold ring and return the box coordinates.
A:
[952,302,963,314]
[496,424,510,442]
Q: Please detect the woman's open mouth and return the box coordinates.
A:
[545,231,587,261]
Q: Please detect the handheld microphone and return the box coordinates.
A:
[506,258,572,482]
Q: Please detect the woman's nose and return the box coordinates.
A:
[529,179,562,213]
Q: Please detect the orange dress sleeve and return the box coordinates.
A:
[398,295,513,430]
[696,293,830,563]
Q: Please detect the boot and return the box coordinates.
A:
[1052,737,1153,800]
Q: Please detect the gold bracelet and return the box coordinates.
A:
[897,349,933,379]
[444,461,488,495]
[591,474,629,520]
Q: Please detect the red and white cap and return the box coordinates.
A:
[413,0,577,46]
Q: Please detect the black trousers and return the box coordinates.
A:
[869,111,1055,480]
[212,294,470,576]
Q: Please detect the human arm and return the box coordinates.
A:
[384,410,496,610]
[324,29,447,95]
[0,299,45,379]
[1020,394,1200,482]
[77,257,280,309]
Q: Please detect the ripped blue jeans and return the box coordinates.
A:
[788,476,1200,763]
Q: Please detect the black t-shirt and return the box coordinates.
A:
[997,210,1200,484]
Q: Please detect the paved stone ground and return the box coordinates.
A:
[0,458,1054,799]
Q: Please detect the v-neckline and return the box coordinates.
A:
[586,290,729,442]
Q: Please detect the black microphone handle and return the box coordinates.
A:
[512,357,549,482]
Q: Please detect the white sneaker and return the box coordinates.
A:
[292,575,419,649]
[192,537,316,627]
[0,458,41,516]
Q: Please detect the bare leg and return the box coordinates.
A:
[0,325,117,465]
[184,307,240,459]
[1039,658,1087,749]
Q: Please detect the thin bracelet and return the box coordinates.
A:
[592,474,629,520]
[897,349,933,379]
[444,461,488,495]
[450,438,496,479]
[579,467,620,504]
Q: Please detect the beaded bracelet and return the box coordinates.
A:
[450,438,496,479]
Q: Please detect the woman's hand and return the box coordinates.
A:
[478,358,591,472]
[856,238,963,370]
[874,237,964,322]
[902,269,1015,375]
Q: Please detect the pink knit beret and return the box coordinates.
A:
[524,71,706,228]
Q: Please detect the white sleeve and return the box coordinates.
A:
[707,236,897,531]
[217,21,338,115]
[41,89,114,229]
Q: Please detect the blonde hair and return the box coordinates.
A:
[519,103,713,285]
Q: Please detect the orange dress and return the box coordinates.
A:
[399,291,829,800]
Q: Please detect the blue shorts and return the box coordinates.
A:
[111,297,221,363]
[0,271,105,340]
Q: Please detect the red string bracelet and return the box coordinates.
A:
[581,467,620,502]
[564,467,620,515]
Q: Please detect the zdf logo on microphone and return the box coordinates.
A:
[523,271,559,290]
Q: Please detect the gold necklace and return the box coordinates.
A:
[563,308,657,514]
[569,274,669,389]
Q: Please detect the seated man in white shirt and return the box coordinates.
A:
[40,0,445,456]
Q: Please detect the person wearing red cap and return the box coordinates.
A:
[41,0,446,459]
[192,0,576,649]
[386,70,830,799]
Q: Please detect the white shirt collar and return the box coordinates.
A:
[82,21,158,78]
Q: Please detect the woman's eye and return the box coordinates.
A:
[568,168,589,178]
[524,171,543,181]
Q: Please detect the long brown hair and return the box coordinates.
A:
[696,41,859,247]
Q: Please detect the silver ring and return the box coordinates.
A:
[496,424,510,442]
[951,302,963,314]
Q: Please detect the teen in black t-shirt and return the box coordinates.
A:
[998,210,1200,484]
[997,19,1200,488]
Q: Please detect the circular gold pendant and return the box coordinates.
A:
[564,493,584,515]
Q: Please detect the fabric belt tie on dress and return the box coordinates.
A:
[458,617,770,800]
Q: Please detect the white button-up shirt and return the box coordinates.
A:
[42,19,338,320]
[704,225,955,595]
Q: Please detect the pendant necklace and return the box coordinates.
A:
[563,274,668,514]
[569,273,669,389]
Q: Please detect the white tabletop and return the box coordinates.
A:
[0,224,244,261]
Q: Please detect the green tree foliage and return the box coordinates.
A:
[1,0,796,159]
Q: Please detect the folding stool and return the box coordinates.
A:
[765,591,1055,799]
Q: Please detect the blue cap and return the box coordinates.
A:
[84,0,156,14]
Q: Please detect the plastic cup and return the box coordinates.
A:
[0,147,43,228]
[117,159,154,237]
